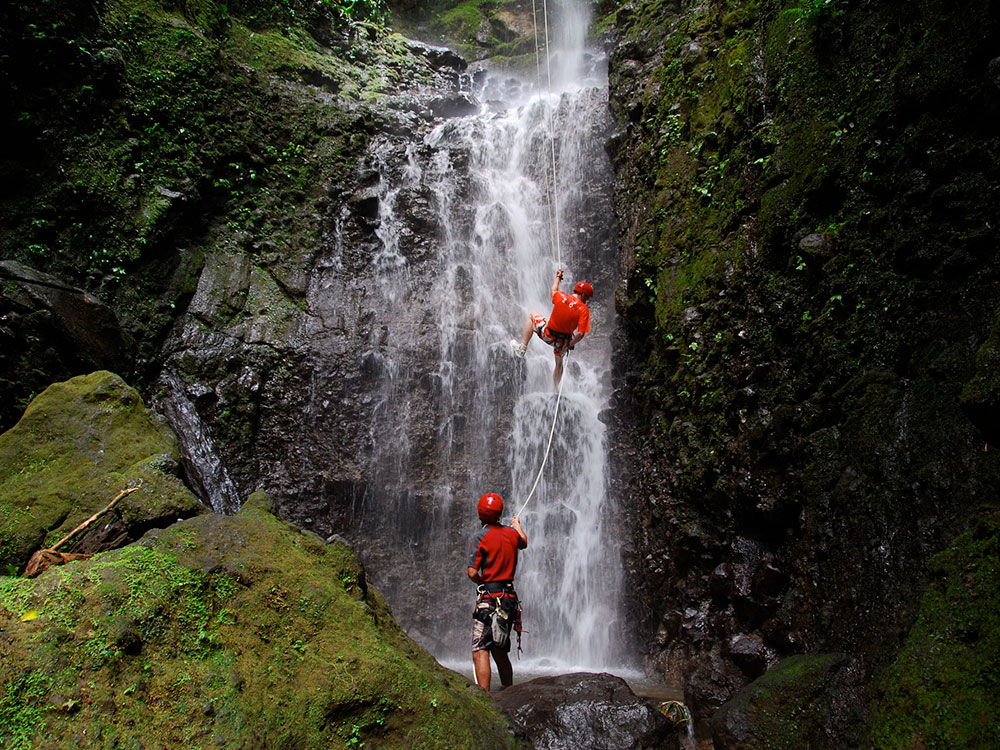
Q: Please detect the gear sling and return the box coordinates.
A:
[474,580,523,655]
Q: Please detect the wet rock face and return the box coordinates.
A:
[606,0,1000,728]
[0,261,128,429]
[959,309,1000,443]
[151,39,483,515]
[495,673,674,750]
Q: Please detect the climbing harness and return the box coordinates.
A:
[475,581,523,655]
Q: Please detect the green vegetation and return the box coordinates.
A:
[2,0,378,283]
[0,495,516,748]
[389,0,538,66]
[871,511,1000,750]
[0,0,448,424]
[0,371,204,572]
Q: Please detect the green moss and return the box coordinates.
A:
[870,512,1000,750]
[0,671,51,750]
[711,653,858,749]
[960,307,1000,421]
[0,497,516,748]
[391,0,539,63]
[440,0,487,39]
[0,372,204,571]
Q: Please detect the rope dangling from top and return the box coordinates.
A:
[516,0,569,518]
[542,0,562,266]
[531,0,563,266]
[515,364,567,517]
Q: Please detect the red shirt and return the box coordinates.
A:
[468,525,527,582]
[547,290,591,336]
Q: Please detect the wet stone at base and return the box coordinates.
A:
[494,672,675,750]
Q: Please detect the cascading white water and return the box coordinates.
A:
[352,0,631,673]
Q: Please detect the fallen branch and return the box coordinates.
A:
[24,487,139,578]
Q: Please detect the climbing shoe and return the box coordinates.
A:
[509,340,526,359]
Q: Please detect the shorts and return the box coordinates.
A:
[472,594,518,652]
[529,313,573,357]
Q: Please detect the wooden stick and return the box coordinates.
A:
[50,487,139,552]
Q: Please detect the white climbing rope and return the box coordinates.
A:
[515,0,570,518]
[541,0,562,265]
[515,359,567,517]
[530,0,563,266]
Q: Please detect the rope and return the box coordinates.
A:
[531,0,543,94]
[541,0,562,265]
[529,0,562,266]
[514,0,568,518]
[515,357,567,517]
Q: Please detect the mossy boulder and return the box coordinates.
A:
[870,511,1000,750]
[0,371,205,572]
[388,0,538,67]
[709,653,865,750]
[0,493,517,749]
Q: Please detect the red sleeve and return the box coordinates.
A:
[505,527,526,549]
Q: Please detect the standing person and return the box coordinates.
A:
[466,492,527,693]
[511,269,593,387]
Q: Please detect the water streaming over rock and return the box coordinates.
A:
[339,0,631,672]
[155,370,242,514]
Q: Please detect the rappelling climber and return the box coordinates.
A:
[467,492,527,693]
[511,269,593,387]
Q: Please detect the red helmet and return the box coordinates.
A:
[574,280,593,298]
[477,492,504,524]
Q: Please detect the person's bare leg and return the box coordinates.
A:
[473,649,492,691]
[553,355,564,388]
[521,317,534,348]
[492,648,513,688]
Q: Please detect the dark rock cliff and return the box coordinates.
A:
[0,0,459,435]
[4,0,1000,745]
[604,0,1000,741]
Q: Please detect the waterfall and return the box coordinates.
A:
[345,0,630,673]
[155,369,241,514]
